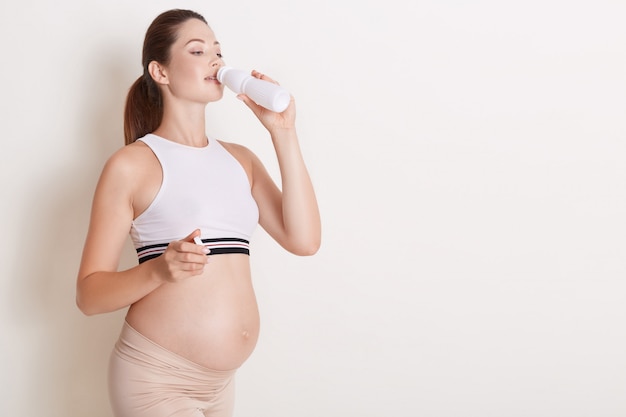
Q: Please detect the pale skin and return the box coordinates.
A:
[76,18,321,370]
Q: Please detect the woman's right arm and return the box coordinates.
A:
[76,147,208,316]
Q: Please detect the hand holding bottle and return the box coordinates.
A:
[217,66,291,113]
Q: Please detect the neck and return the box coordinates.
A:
[153,101,208,147]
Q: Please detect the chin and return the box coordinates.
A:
[206,91,225,104]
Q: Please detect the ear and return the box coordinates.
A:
[148,61,169,85]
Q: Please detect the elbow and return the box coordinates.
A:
[300,242,321,256]
[75,295,96,316]
[291,236,321,256]
[298,248,319,256]
[75,290,104,316]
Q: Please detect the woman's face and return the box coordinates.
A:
[160,18,225,104]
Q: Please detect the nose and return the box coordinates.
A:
[210,56,223,68]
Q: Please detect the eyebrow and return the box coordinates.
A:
[185,39,220,46]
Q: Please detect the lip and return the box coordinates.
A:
[205,75,219,82]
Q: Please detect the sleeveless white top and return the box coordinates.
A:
[129,134,259,263]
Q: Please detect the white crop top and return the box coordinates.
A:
[130,134,259,263]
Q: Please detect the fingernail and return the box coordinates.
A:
[203,247,211,254]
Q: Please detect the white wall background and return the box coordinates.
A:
[1,0,624,416]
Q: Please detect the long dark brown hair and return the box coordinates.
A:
[124,9,208,145]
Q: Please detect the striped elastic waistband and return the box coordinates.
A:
[136,238,250,264]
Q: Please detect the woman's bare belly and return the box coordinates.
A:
[125,254,260,371]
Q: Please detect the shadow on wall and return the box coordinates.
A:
[10,42,138,417]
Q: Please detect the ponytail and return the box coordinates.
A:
[123,9,208,145]
[123,74,163,145]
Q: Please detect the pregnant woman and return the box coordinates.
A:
[76,8,321,417]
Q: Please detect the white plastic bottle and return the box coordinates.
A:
[217,66,291,113]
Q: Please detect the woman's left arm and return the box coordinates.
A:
[238,70,321,255]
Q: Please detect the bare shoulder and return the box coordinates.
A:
[218,139,256,161]
[103,140,155,177]
[98,141,161,217]
[218,140,262,179]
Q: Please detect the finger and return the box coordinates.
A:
[236,93,265,115]
[165,243,206,263]
[167,259,207,281]
[179,229,210,254]
[252,70,279,85]
[168,254,209,279]
[181,229,201,243]
[179,257,209,271]
[179,241,211,257]
[169,237,210,257]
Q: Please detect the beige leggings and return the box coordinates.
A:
[108,321,236,417]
